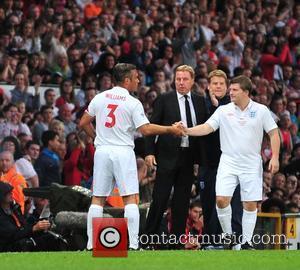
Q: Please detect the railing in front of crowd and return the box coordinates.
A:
[255,212,300,250]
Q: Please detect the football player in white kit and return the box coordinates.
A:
[79,63,184,250]
[184,75,280,249]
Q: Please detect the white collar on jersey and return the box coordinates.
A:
[233,98,254,112]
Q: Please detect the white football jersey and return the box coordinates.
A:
[87,86,149,148]
[206,99,278,171]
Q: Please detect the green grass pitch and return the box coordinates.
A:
[1,250,300,270]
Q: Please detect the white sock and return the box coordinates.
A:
[242,208,257,244]
[216,205,232,235]
[124,204,139,249]
[87,204,103,250]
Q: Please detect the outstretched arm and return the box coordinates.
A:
[186,123,214,136]
[138,123,184,137]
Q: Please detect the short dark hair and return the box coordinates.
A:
[113,63,137,83]
[25,140,40,150]
[230,75,252,94]
[42,130,58,147]
[40,105,52,114]
[44,88,55,98]
[189,200,202,209]
[1,136,21,160]
[286,202,299,212]
[3,103,17,112]
[261,198,285,213]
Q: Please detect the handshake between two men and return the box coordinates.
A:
[169,121,189,137]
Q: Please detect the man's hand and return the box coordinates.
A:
[170,122,185,137]
[145,155,157,171]
[32,220,51,232]
[208,89,219,107]
[268,156,279,174]
[173,121,187,136]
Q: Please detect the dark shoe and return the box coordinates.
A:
[241,242,255,250]
[222,233,238,250]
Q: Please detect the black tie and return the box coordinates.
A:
[184,95,193,128]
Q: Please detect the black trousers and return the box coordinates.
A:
[199,166,243,245]
[145,148,194,244]
[4,232,66,252]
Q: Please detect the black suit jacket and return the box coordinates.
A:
[145,90,207,169]
[0,203,33,252]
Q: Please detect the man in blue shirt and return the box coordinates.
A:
[34,131,61,187]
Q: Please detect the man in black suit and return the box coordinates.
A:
[145,65,207,248]
[199,69,242,248]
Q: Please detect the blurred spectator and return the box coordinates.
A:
[268,187,286,201]
[15,140,40,188]
[260,39,292,81]
[32,105,54,144]
[0,182,63,252]
[76,73,97,107]
[92,52,115,76]
[70,59,85,86]
[286,202,299,213]
[56,79,76,108]
[287,100,299,125]
[51,52,71,79]
[34,130,61,187]
[0,135,22,160]
[49,119,65,142]
[44,88,59,117]
[17,133,31,155]
[289,192,300,209]
[0,54,18,83]
[12,19,41,54]
[84,0,103,20]
[184,201,203,250]
[286,175,298,197]
[56,103,77,137]
[278,112,293,153]
[0,103,31,138]
[76,87,96,119]
[261,197,286,213]
[0,151,27,213]
[63,131,94,186]
[216,27,245,77]
[272,172,286,189]
[137,156,155,204]
[10,72,40,111]
[97,71,113,92]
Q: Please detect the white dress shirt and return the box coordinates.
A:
[176,91,197,147]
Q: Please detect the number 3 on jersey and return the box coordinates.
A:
[105,104,118,128]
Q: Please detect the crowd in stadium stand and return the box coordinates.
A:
[0,0,300,250]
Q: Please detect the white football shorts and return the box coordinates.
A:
[216,157,263,201]
[92,145,139,197]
